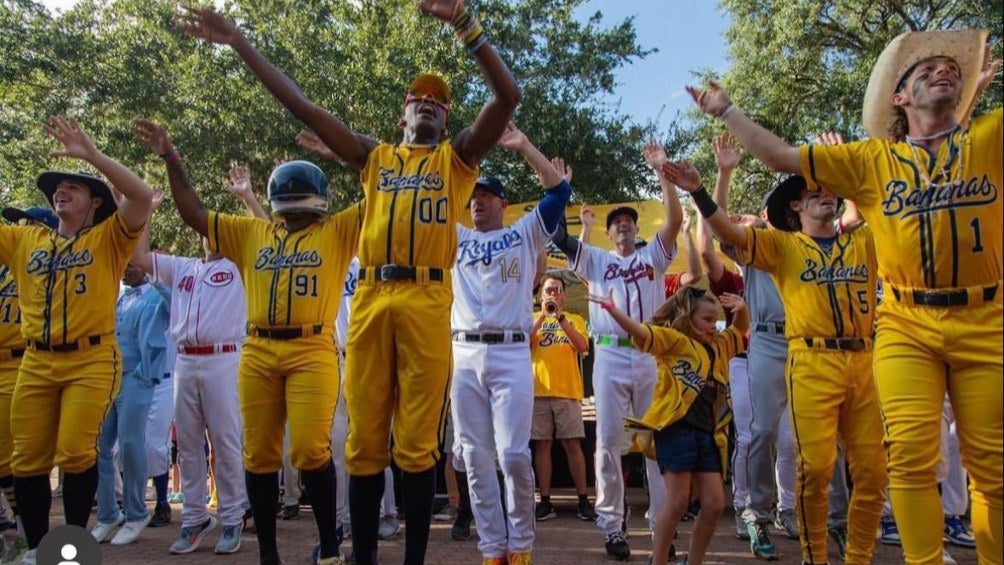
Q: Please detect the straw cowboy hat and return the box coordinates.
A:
[862,28,988,140]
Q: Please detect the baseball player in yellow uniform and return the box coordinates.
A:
[0,117,154,565]
[177,2,519,562]
[664,163,887,564]
[133,118,359,565]
[685,28,1002,565]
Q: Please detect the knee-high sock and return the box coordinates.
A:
[63,465,98,528]
[349,472,384,565]
[301,462,341,558]
[152,472,168,505]
[14,475,49,549]
[246,470,280,564]
[401,468,435,565]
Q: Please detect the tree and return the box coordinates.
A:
[0,0,659,253]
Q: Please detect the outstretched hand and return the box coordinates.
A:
[713,132,740,171]
[660,161,702,192]
[586,289,616,310]
[815,131,844,146]
[977,43,1003,93]
[416,0,463,23]
[131,118,173,155]
[551,157,572,183]
[295,129,338,161]
[227,163,252,197]
[643,139,668,170]
[718,292,746,313]
[685,80,732,118]
[579,203,595,229]
[43,116,99,160]
[496,121,528,151]
[176,5,240,45]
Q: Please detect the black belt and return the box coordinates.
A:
[452,330,526,344]
[754,321,785,334]
[803,337,868,352]
[27,335,102,352]
[359,265,444,282]
[890,284,998,307]
[0,348,24,361]
[247,324,323,340]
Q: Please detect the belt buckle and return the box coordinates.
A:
[843,340,863,352]
[481,333,503,344]
[379,264,400,281]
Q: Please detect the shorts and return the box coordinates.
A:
[655,422,721,474]
[531,397,585,440]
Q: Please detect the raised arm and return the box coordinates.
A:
[578,204,594,246]
[421,0,521,167]
[177,7,375,171]
[678,209,702,286]
[43,116,153,232]
[661,160,749,249]
[227,163,269,220]
[643,139,683,252]
[687,81,801,174]
[130,190,166,276]
[132,118,209,237]
[719,292,749,334]
[696,215,724,283]
[960,43,1002,126]
[496,122,561,189]
[586,291,648,342]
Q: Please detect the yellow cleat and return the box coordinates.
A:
[508,551,533,565]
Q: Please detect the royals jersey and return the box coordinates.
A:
[0,211,140,345]
[451,210,552,332]
[571,238,676,337]
[0,264,21,350]
[151,254,247,346]
[335,257,359,351]
[800,108,1003,289]
[206,205,361,328]
[740,226,877,339]
[531,311,587,400]
[358,142,478,271]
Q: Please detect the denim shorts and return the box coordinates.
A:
[655,422,722,474]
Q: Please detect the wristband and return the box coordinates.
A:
[467,33,489,54]
[600,302,613,311]
[161,149,180,165]
[557,313,566,323]
[715,103,736,119]
[691,185,719,218]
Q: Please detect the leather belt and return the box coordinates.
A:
[247,324,324,340]
[889,283,998,308]
[27,335,102,353]
[803,337,870,352]
[452,330,525,344]
[0,348,24,362]
[359,265,444,282]
[754,321,786,334]
[178,343,240,355]
[595,335,634,348]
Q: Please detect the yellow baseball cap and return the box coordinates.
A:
[408,73,451,105]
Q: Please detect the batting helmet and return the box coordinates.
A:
[267,160,330,216]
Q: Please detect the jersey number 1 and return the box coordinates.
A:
[970,218,984,253]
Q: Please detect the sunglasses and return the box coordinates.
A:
[405,91,451,113]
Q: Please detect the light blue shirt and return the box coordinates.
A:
[116,283,169,385]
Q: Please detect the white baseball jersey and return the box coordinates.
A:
[335,257,359,351]
[152,254,247,346]
[571,237,676,335]
[451,211,551,332]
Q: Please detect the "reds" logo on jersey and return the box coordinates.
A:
[206,271,234,287]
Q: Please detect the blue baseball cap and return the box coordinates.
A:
[474,175,507,200]
[1,206,58,228]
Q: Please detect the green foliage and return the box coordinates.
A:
[665,0,1002,214]
[1,0,656,253]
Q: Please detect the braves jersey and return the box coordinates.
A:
[206,206,360,328]
[335,257,359,351]
[151,254,247,346]
[740,226,877,339]
[358,142,478,271]
[571,238,676,337]
[530,311,587,400]
[0,211,140,345]
[800,108,1003,289]
[451,210,552,332]
[0,264,21,350]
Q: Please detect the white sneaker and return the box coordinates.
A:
[110,514,151,545]
[942,548,957,565]
[19,548,35,565]
[91,514,125,543]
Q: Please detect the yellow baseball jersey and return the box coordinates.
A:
[739,226,877,339]
[628,325,743,432]
[206,205,361,327]
[0,211,140,345]
[800,108,1003,289]
[357,142,477,270]
[0,264,21,351]
[530,311,587,400]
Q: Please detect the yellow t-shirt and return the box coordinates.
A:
[739,226,876,339]
[357,142,478,271]
[799,108,1002,289]
[0,211,140,345]
[530,311,587,400]
[0,264,22,350]
[206,205,361,328]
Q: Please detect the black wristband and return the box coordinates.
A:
[557,313,566,323]
[691,186,719,218]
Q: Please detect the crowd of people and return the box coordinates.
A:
[0,1,1000,565]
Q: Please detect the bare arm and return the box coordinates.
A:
[130,190,166,276]
[496,122,561,188]
[586,291,648,342]
[643,140,683,252]
[227,163,269,220]
[696,215,725,283]
[578,204,594,246]
[679,212,702,286]
[960,44,1002,126]
[661,160,748,249]
[719,292,749,334]
[132,118,209,237]
[558,313,589,353]
[687,81,801,174]
[178,7,375,171]
[44,117,153,232]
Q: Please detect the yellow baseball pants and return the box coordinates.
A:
[0,356,19,478]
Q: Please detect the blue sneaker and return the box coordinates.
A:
[879,515,901,546]
[943,515,976,548]
[747,521,778,560]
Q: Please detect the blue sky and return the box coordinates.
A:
[573,0,731,131]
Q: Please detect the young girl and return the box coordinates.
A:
[589,286,747,565]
